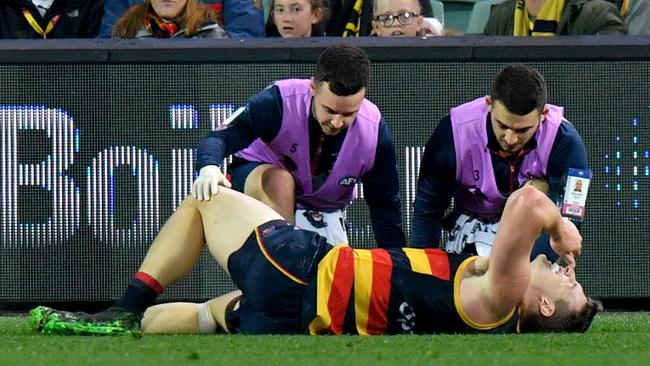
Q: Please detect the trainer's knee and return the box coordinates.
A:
[260,167,295,198]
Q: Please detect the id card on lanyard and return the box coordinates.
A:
[561,168,591,221]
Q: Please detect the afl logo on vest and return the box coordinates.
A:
[338,176,358,186]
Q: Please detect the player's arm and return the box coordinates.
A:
[193,85,283,200]
[361,119,406,248]
[483,186,582,317]
[411,116,456,248]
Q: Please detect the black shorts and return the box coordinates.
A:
[226,220,331,334]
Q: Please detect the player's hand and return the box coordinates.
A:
[524,178,549,194]
[191,165,231,201]
[550,217,582,267]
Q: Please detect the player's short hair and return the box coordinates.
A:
[519,297,599,333]
[490,63,548,116]
[314,44,371,96]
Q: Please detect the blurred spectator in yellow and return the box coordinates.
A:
[112,0,227,38]
[484,0,626,35]
[618,0,649,34]
[0,0,103,38]
[265,0,329,37]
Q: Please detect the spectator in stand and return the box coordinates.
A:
[327,0,434,36]
[618,0,650,35]
[98,0,140,38]
[112,0,227,38]
[371,0,442,37]
[98,0,264,38]
[265,0,329,37]
[484,0,627,35]
[0,0,104,38]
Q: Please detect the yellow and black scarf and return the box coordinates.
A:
[513,0,565,36]
[617,0,630,16]
[342,0,363,36]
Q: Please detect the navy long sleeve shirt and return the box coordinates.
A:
[197,85,406,248]
[411,113,588,248]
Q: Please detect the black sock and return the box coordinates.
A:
[115,272,164,313]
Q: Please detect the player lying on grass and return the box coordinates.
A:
[31,185,598,335]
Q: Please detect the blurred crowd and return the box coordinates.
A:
[0,0,646,39]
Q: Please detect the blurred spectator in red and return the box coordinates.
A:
[99,0,264,38]
[0,0,103,38]
[484,0,626,35]
[112,0,227,38]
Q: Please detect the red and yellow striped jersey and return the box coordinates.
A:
[305,246,519,335]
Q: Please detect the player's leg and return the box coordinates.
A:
[141,290,243,334]
[137,183,283,283]
[31,197,214,335]
[124,187,282,312]
[140,302,205,334]
[195,186,284,270]
[243,164,296,224]
[30,188,282,335]
[136,197,207,287]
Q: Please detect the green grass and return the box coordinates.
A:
[2,313,650,365]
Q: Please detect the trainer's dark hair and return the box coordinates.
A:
[490,63,547,116]
[314,44,370,96]
[519,297,599,333]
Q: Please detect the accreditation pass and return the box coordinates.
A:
[561,168,592,221]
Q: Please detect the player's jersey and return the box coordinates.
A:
[303,246,520,334]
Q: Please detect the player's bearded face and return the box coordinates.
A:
[530,254,588,312]
[310,80,365,136]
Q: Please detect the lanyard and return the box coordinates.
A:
[22,8,61,39]
[311,134,326,175]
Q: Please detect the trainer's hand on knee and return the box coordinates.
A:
[191,165,231,201]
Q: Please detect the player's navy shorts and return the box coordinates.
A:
[226,219,332,334]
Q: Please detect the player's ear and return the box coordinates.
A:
[538,296,555,318]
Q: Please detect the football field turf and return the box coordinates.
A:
[1,312,649,365]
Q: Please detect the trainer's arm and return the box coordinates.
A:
[361,120,406,248]
[196,86,283,170]
[411,116,456,248]
[485,186,582,314]
[545,120,588,207]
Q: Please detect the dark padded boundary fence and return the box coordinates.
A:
[1,37,649,310]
